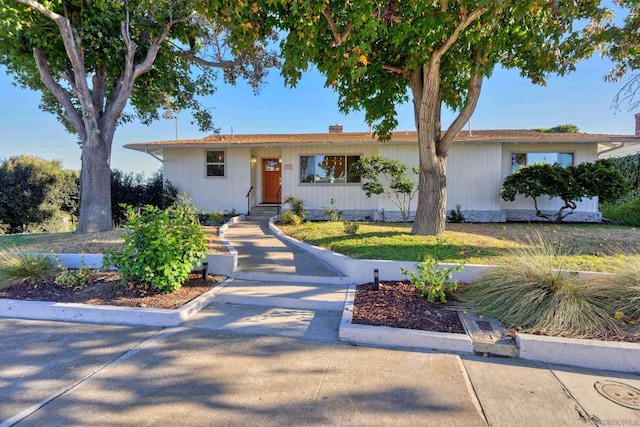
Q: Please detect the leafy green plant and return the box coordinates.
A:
[102,199,206,293]
[447,205,465,223]
[0,246,58,288]
[601,194,640,227]
[279,211,302,225]
[322,198,343,221]
[460,235,630,338]
[401,257,464,303]
[343,221,359,235]
[283,195,308,221]
[55,262,93,289]
[501,160,629,223]
[350,156,419,222]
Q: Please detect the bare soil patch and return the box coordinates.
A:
[0,272,226,309]
[353,281,465,334]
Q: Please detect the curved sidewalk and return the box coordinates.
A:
[222,219,346,281]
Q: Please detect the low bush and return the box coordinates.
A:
[601,194,640,227]
[459,236,634,338]
[54,262,93,289]
[343,221,359,235]
[401,257,463,303]
[0,246,58,288]
[279,211,302,225]
[283,195,308,221]
[447,204,465,223]
[103,199,206,293]
[322,198,343,221]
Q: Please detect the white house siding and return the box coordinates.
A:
[500,142,601,222]
[447,143,504,222]
[281,144,379,219]
[163,147,251,213]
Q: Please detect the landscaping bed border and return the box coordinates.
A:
[0,278,233,327]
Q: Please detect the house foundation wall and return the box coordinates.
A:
[288,208,602,223]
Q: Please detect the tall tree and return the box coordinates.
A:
[0,0,277,233]
[599,0,640,111]
[235,0,609,235]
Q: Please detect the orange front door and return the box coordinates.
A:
[262,159,281,203]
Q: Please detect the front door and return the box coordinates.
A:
[262,158,281,204]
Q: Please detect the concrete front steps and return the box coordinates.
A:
[184,278,347,343]
[246,204,280,220]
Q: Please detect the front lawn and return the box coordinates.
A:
[277,222,640,272]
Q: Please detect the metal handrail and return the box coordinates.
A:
[245,186,254,216]
[276,186,282,215]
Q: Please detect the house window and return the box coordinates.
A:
[206,150,225,177]
[511,152,574,172]
[300,155,361,183]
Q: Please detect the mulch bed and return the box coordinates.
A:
[0,272,225,309]
[352,281,465,334]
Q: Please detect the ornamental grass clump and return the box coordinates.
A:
[460,235,627,339]
[103,199,206,293]
[601,258,640,330]
[0,246,58,288]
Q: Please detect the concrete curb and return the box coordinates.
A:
[516,333,640,373]
[338,286,474,354]
[269,221,613,284]
[0,278,233,327]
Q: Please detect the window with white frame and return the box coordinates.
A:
[300,155,361,183]
[206,150,225,177]
[511,152,574,172]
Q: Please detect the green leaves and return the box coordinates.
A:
[500,160,630,223]
[102,199,206,293]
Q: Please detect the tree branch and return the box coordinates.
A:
[321,7,353,47]
[176,51,239,68]
[435,6,488,58]
[33,48,86,141]
[439,71,483,154]
[18,0,99,137]
[382,64,408,75]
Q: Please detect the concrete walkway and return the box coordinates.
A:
[2,218,640,425]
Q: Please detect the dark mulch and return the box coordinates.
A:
[352,281,465,334]
[0,272,225,309]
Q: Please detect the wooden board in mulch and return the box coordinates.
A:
[0,272,226,309]
[352,281,465,334]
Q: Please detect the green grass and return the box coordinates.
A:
[277,222,640,272]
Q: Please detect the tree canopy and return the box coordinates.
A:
[0,0,277,232]
[500,160,629,223]
[235,0,610,235]
[598,0,640,111]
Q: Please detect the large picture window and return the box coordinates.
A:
[511,152,573,172]
[206,150,225,177]
[300,155,361,183]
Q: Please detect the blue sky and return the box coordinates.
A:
[0,41,636,175]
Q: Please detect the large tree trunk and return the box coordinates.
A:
[76,131,113,233]
[410,61,448,236]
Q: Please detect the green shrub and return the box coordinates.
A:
[343,221,359,235]
[401,257,464,303]
[322,198,343,221]
[102,199,206,293]
[447,204,465,223]
[0,246,58,288]
[601,194,640,227]
[460,236,627,338]
[283,195,308,220]
[55,262,93,289]
[279,211,302,225]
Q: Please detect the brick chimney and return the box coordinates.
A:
[329,123,343,133]
[636,113,640,136]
